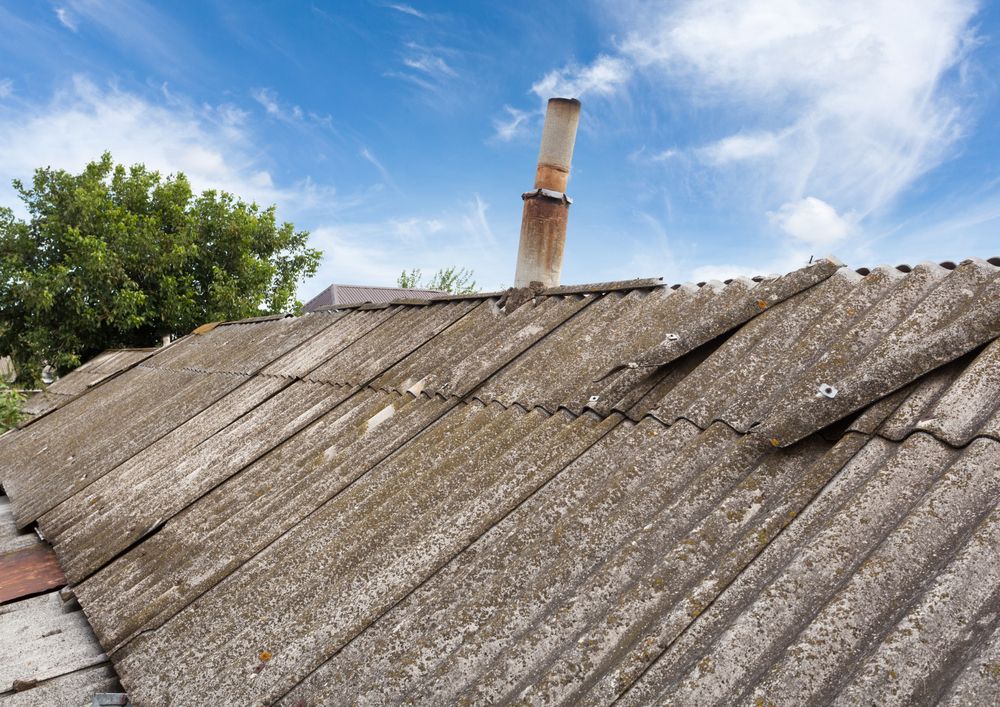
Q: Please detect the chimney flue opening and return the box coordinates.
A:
[513,97,581,289]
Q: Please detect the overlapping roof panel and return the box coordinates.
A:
[1,255,999,706]
[20,347,155,417]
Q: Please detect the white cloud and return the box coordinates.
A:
[650,148,679,162]
[0,76,334,215]
[250,88,333,133]
[612,0,979,234]
[360,147,387,177]
[699,131,785,164]
[769,196,854,246]
[251,87,281,116]
[55,7,77,31]
[0,79,12,99]
[403,54,457,79]
[628,146,681,165]
[307,195,506,292]
[388,3,426,20]
[391,217,444,241]
[492,105,534,142]
[689,263,763,283]
[531,54,632,100]
[391,44,462,103]
[462,194,495,246]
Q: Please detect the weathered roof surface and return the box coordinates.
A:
[0,493,122,704]
[1,256,1000,705]
[302,282,444,311]
[20,347,155,419]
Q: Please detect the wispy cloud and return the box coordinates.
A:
[57,0,200,74]
[55,7,78,31]
[462,194,495,246]
[251,87,332,132]
[391,217,444,242]
[492,53,630,142]
[628,146,681,164]
[0,76,336,216]
[614,0,980,244]
[698,130,786,165]
[390,43,462,102]
[388,3,426,20]
[307,195,506,290]
[650,148,679,162]
[252,87,281,116]
[0,79,12,99]
[402,53,457,79]
[359,146,397,191]
[513,0,980,258]
[492,105,535,142]
[530,54,631,100]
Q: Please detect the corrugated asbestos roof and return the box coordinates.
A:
[1,491,121,703]
[303,282,444,311]
[1,255,1000,705]
[20,348,155,418]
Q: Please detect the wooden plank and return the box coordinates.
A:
[0,663,120,706]
[0,592,107,691]
[0,544,65,604]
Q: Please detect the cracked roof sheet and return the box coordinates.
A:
[1,255,1000,705]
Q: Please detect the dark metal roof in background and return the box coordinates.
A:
[1,256,999,705]
[303,282,445,312]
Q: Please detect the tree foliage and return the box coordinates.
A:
[0,382,23,432]
[396,266,478,295]
[0,153,321,384]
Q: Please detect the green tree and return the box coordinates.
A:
[0,382,23,432]
[396,266,478,295]
[0,153,321,384]
[397,268,422,289]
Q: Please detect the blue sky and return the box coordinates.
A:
[1,1,998,297]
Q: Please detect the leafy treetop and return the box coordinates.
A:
[0,152,321,384]
[0,382,22,432]
[397,266,478,295]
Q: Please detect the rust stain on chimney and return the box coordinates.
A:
[514,97,581,289]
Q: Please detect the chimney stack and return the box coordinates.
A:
[513,97,581,288]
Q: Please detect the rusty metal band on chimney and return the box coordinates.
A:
[513,97,581,288]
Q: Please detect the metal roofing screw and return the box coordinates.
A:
[665,333,680,341]
[588,395,600,403]
[817,383,838,399]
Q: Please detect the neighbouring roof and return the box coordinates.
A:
[20,348,156,419]
[302,282,444,311]
[1,256,1000,705]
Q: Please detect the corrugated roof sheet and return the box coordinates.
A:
[0,492,121,702]
[1,255,999,705]
[303,282,444,311]
[20,347,155,418]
